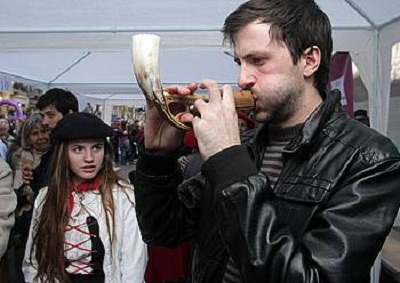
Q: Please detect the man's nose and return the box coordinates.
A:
[42,117,50,127]
[238,65,256,90]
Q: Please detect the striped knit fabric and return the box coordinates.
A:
[222,125,301,283]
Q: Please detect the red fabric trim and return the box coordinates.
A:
[67,175,103,214]
[64,220,96,274]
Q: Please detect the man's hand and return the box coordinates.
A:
[22,163,33,185]
[191,80,241,161]
[144,83,198,154]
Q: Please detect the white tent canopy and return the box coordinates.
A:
[1,0,400,133]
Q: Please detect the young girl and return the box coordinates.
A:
[23,112,147,283]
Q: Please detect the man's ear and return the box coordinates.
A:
[302,46,321,78]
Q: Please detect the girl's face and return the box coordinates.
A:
[67,138,105,184]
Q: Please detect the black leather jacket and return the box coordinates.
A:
[134,90,400,283]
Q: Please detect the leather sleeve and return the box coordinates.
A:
[133,152,202,247]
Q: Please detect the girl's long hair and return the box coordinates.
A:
[31,139,120,283]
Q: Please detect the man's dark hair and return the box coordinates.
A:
[36,88,79,115]
[222,0,333,93]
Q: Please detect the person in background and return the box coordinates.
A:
[128,120,141,163]
[0,139,8,160]
[176,129,201,180]
[0,118,13,159]
[0,158,17,280]
[133,0,400,282]
[22,88,79,195]
[0,118,13,145]
[37,89,78,130]
[23,112,147,283]
[13,113,50,191]
[134,121,145,147]
[2,113,50,283]
[6,126,22,172]
[237,111,255,134]
[110,120,122,164]
[354,109,370,127]
[237,111,256,144]
[119,120,130,165]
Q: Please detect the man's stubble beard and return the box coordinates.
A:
[254,69,304,125]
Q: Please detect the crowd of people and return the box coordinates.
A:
[0,0,400,283]
[110,119,144,165]
[0,88,148,283]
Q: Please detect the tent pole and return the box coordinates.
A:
[368,30,380,132]
[48,52,91,84]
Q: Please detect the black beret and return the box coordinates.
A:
[52,112,114,141]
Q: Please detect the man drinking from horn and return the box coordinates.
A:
[132,0,400,282]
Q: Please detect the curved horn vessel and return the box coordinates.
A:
[131,33,254,130]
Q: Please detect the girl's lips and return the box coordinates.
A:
[82,169,96,174]
[81,166,96,171]
[82,165,96,169]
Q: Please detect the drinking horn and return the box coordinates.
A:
[131,33,254,130]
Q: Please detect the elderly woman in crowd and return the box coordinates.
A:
[5,113,50,283]
[12,113,50,192]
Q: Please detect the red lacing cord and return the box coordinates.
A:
[64,220,96,274]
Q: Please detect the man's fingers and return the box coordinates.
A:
[164,84,179,93]
[165,83,199,95]
[186,83,199,93]
[199,80,221,104]
[193,99,208,117]
[221,84,235,109]
[179,112,194,124]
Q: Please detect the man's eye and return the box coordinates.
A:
[251,57,264,66]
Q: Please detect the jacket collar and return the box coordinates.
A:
[254,89,344,154]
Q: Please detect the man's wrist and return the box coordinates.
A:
[137,150,180,176]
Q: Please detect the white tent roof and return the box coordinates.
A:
[1,0,400,133]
